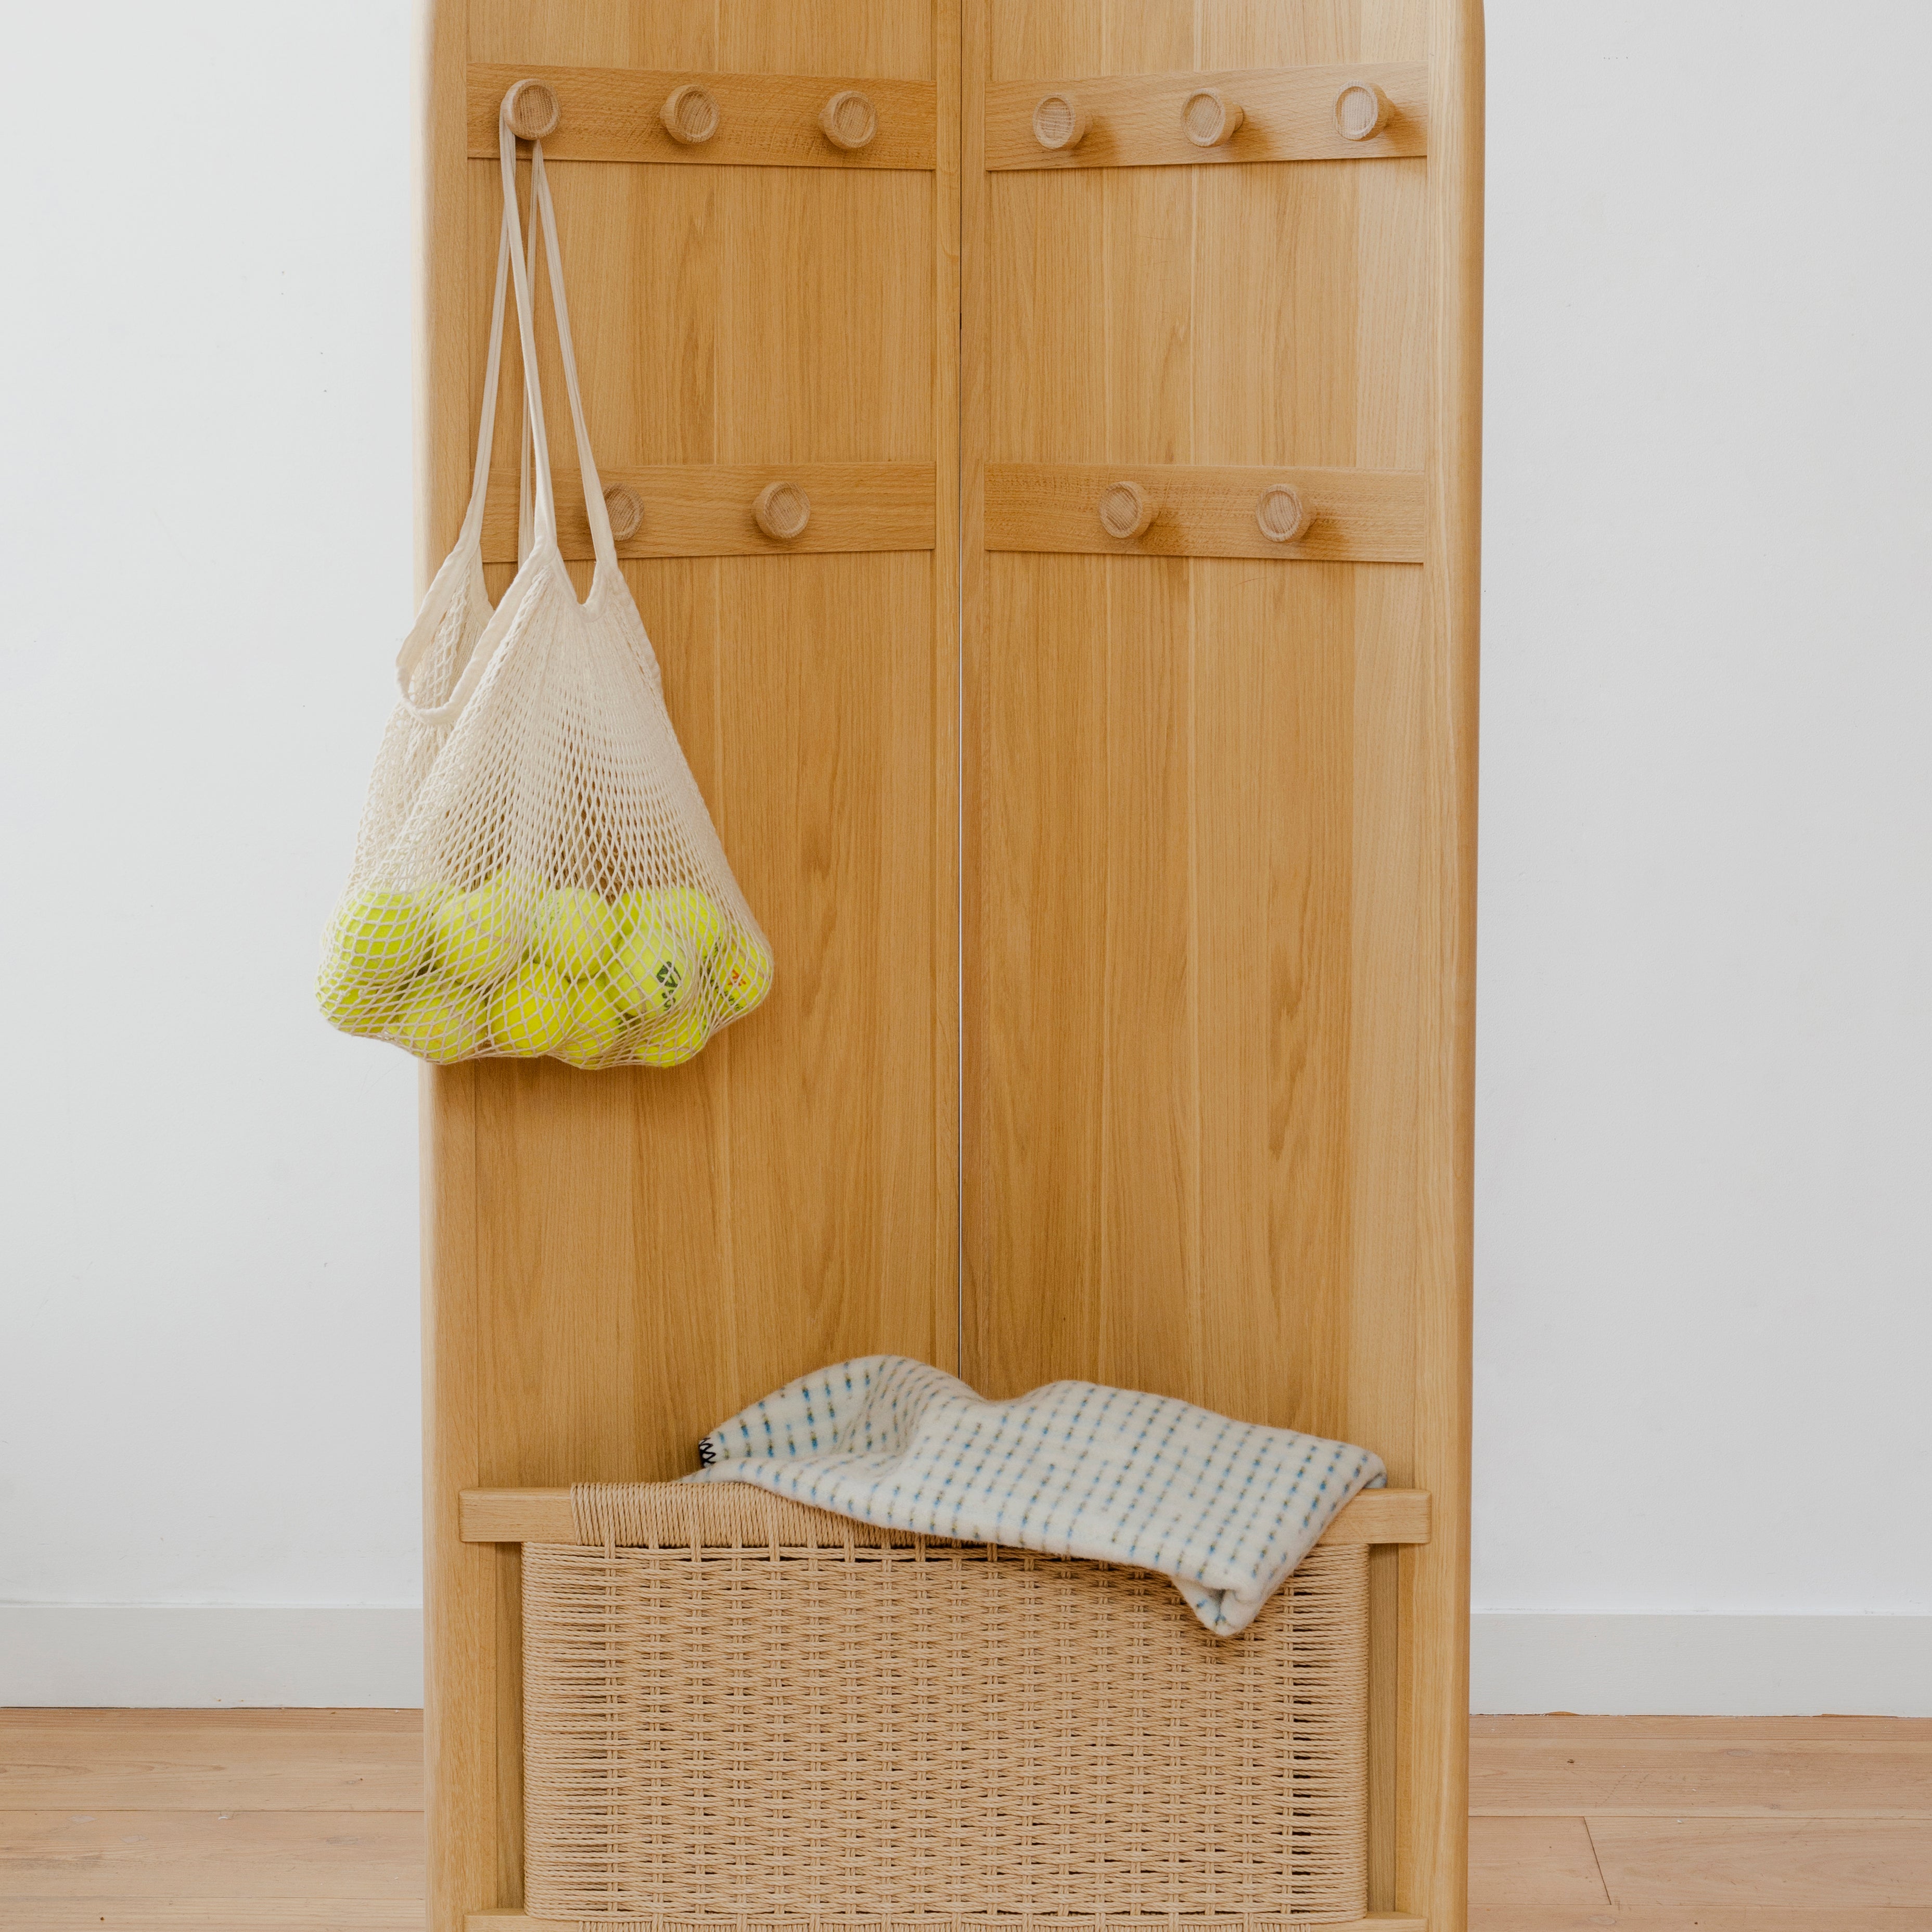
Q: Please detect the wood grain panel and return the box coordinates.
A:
[986,61,1426,172]
[467,63,937,170]
[964,7,1475,1932]
[986,463,1425,561]
[1590,1818,1932,1908]
[425,5,956,1930]
[481,463,937,560]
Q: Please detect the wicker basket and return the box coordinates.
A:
[522,1482,1370,1928]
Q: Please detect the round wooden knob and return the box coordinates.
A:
[1097,481,1155,541]
[604,487,644,542]
[753,480,812,541]
[1255,484,1312,544]
[1334,81,1393,142]
[660,84,719,145]
[501,79,561,142]
[1033,93,1089,151]
[819,90,878,151]
[1182,89,1244,147]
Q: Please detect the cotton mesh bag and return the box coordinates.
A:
[318,110,772,1069]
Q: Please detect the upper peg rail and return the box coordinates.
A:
[987,61,1425,172]
[469,62,937,170]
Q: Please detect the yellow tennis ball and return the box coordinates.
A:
[631,1003,710,1068]
[328,887,431,988]
[530,886,620,979]
[393,976,483,1064]
[487,961,573,1057]
[317,967,392,1036]
[431,877,526,985]
[556,975,628,1068]
[662,886,728,958]
[605,920,693,1019]
[711,935,774,1016]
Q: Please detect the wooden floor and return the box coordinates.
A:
[1,1710,1927,1929]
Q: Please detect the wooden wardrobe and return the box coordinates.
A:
[416,3,1481,1929]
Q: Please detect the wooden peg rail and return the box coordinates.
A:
[468,62,937,171]
[459,1486,1431,1547]
[985,61,1425,173]
[481,463,935,563]
[986,464,1425,565]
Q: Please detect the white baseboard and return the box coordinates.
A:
[0,1607,424,1707]
[5,1606,1926,1715]
[1472,1611,1932,1716]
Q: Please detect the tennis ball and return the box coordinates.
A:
[605,919,693,1019]
[711,935,774,1016]
[393,975,483,1064]
[328,887,430,987]
[530,886,620,979]
[316,968,392,1036]
[556,975,628,1068]
[487,961,573,1057]
[631,1003,710,1068]
[431,876,527,984]
[635,885,727,957]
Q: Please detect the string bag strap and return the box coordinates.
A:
[498,115,621,576]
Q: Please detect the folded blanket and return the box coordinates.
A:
[687,1355,1384,1635]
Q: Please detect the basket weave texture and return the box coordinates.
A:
[522,1482,1370,1928]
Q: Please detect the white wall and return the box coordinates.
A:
[1472,0,1932,1708]
[2,0,1928,1711]
[0,0,426,1686]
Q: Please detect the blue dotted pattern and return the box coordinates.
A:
[684,1355,1385,1635]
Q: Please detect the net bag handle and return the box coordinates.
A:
[390,107,620,723]
[523,133,621,574]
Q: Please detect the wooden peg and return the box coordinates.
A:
[818,90,879,151]
[1097,481,1155,541]
[1182,89,1244,148]
[1334,80,1393,142]
[660,84,719,146]
[501,79,561,142]
[1255,483,1312,544]
[603,487,643,542]
[1032,93,1089,151]
[753,480,812,541]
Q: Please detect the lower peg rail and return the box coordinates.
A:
[481,460,937,562]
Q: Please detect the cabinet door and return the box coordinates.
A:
[419,5,958,1924]
[961,1,1478,1922]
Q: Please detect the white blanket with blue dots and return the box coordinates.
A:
[687,1354,1385,1635]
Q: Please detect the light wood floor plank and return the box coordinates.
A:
[0,1907,424,1931]
[0,1809,424,1901]
[0,1711,423,1811]
[1469,1813,1610,1905]
[0,1710,423,1734]
[1473,1912,1932,1932]
[1472,1735,1932,1817]
[1590,1816,1932,1908]
[1475,1714,1932,1743]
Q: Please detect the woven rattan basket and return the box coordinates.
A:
[521,1482,1370,1928]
